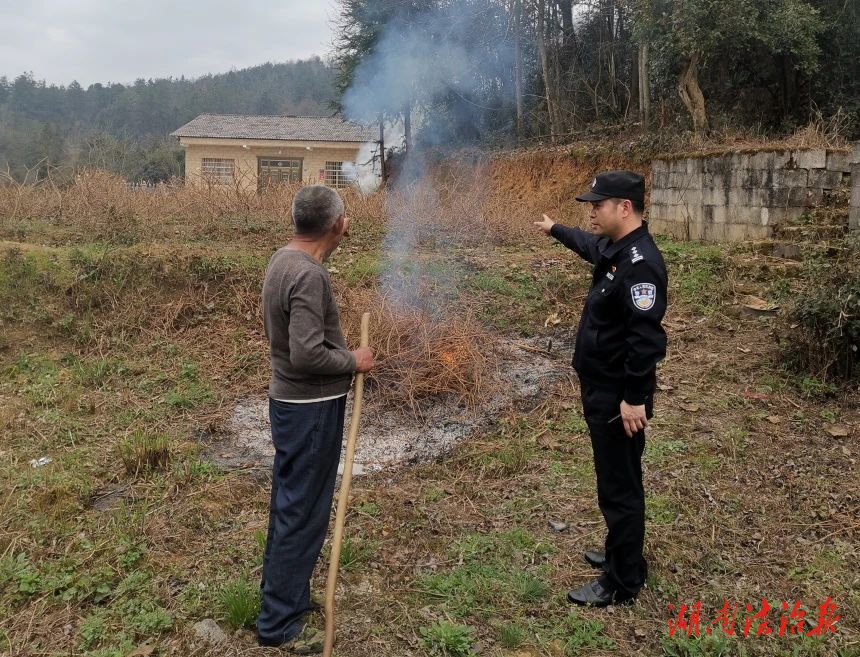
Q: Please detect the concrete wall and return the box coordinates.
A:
[179,137,365,190]
[649,145,859,241]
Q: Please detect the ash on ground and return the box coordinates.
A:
[213,336,572,475]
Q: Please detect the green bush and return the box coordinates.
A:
[783,272,859,382]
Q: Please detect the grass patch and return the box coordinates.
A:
[219,576,260,629]
[339,252,384,285]
[119,431,172,475]
[338,535,379,571]
[419,529,555,617]
[646,438,687,464]
[659,632,732,657]
[464,262,551,331]
[162,362,214,408]
[657,237,731,315]
[355,500,381,516]
[419,621,475,657]
[480,443,532,477]
[498,621,527,648]
[424,486,448,503]
[647,493,680,525]
[788,548,844,583]
[68,355,128,387]
[558,612,614,653]
[550,408,589,435]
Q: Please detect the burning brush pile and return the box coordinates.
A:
[339,287,499,417]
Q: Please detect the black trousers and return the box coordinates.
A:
[256,396,346,646]
[579,378,650,597]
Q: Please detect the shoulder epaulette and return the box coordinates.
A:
[629,245,645,264]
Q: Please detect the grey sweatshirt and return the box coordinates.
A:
[262,248,355,400]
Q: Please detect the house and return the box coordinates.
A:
[170,113,378,190]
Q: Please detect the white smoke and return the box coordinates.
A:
[338,1,516,313]
[341,122,406,194]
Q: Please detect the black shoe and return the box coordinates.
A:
[567,578,636,607]
[583,550,606,569]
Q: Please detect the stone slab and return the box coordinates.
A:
[826,150,852,173]
[851,163,860,206]
[725,224,749,241]
[702,204,729,224]
[750,150,792,169]
[701,221,727,242]
[791,149,827,169]
[808,169,844,190]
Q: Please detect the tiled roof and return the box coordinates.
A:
[170,113,377,143]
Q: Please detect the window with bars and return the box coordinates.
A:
[201,158,235,184]
[323,161,354,189]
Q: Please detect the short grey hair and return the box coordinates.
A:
[291,185,345,235]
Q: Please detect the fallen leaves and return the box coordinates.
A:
[825,424,850,437]
[738,294,780,313]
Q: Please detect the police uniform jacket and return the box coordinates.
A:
[550,222,668,406]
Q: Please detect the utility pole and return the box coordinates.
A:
[378,117,386,183]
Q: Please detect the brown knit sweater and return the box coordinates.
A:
[262,248,355,400]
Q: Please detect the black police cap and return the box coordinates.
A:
[575,170,645,203]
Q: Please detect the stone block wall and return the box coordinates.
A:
[649,145,859,241]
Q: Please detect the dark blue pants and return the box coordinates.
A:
[256,396,346,646]
[580,379,651,597]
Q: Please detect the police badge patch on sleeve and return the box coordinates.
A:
[630,283,657,310]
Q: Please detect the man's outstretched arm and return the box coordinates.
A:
[533,213,600,264]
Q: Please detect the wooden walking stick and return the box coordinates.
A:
[323,311,370,657]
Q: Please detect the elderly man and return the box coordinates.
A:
[534,171,667,607]
[257,185,374,651]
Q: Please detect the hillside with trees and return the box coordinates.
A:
[0,58,336,182]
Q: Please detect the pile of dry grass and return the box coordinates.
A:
[340,287,499,415]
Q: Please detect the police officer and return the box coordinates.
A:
[534,170,667,607]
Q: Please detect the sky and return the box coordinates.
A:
[0,1,337,87]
